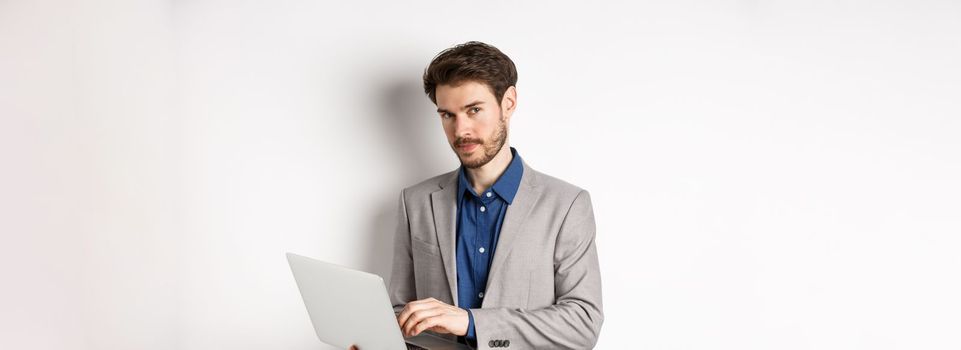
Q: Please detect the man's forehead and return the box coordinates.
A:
[436,81,496,106]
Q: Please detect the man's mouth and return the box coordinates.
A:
[457,142,479,152]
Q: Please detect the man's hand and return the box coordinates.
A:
[396,297,469,338]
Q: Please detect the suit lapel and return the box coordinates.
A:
[430,171,459,304]
[485,161,541,304]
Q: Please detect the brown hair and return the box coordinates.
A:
[423,41,518,106]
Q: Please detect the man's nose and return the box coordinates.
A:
[453,114,474,137]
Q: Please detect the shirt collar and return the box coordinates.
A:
[457,147,524,204]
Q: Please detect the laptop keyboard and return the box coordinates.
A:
[405,343,429,350]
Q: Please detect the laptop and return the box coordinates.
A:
[287,252,472,350]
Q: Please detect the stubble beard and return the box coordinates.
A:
[456,114,508,169]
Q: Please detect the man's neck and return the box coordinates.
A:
[465,144,513,195]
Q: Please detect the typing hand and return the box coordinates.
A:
[396,297,469,337]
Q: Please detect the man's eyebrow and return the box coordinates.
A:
[436,100,485,114]
[463,100,485,109]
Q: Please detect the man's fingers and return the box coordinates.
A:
[396,298,442,330]
[412,315,440,336]
[397,301,428,329]
[396,304,417,328]
[404,297,438,310]
[396,300,468,338]
[403,307,443,336]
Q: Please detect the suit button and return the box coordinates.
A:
[488,340,495,348]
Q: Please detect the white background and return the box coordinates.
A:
[2,0,960,349]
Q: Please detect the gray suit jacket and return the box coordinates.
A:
[388,159,603,349]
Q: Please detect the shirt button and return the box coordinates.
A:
[478,292,485,298]
[486,192,492,198]
[479,206,486,212]
[479,247,485,253]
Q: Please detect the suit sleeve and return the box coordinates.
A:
[470,189,604,349]
[387,188,415,315]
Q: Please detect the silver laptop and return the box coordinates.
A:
[287,253,472,350]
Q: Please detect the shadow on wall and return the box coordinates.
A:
[356,66,447,283]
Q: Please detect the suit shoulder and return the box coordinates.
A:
[531,168,589,200]
[400,170,456,197]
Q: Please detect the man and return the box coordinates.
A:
[389,41,603,349]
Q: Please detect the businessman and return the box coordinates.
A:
[389,41,603,349]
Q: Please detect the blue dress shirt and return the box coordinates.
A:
[456,146,524,343]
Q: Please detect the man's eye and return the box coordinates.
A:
[441,113,452,119]
[470,107,481,113]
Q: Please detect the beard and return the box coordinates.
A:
[453,113,508,169]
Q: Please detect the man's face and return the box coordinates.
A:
[435,81,514,169]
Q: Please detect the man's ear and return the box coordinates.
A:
[501,85,517,121]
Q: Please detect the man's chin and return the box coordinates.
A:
[458,154,487,169]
